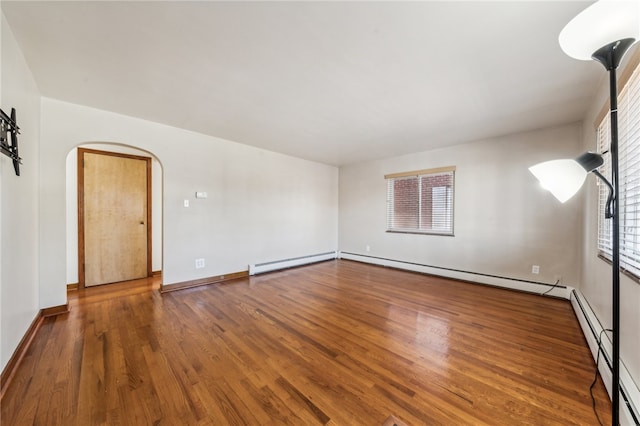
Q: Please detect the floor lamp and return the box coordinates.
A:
[529,1,639,424]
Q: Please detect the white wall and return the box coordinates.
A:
[0,13,42,371]
[39,97,338,306]
[65,144,163,284]
[579,53,640,394]
[339,124,584,287]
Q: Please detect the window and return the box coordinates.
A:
[596,60,640,280]
[385,166,455,235]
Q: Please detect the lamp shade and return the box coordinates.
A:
[559,0,640,60]
[529,159,588,203]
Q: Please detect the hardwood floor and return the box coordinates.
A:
[1,260,611,425]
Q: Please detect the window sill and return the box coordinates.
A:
[597,252,640,284]
[386,230,454,237]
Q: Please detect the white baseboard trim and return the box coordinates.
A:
[338,251,570,298]
[249,251,337,276]
[570,289,639,425]
[338,252,639,424]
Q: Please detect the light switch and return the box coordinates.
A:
[184,199,189,207]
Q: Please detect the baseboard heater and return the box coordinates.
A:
[570,289,639,425]
[339,251,639,423]
[338,251,569,298]
[249,251,337,276]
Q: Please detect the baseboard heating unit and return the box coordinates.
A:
[570,289,639,425]
[249,251,337,275]
[339,251,639,423]
[338,251,570,298]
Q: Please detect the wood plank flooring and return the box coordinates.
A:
[1,260,611,425]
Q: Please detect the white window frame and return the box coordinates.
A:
[596,59,640,282]
[385,166,455,236]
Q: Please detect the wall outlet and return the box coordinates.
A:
[195,258,205,269]
[532,265,540,274]
[366,245,371,252]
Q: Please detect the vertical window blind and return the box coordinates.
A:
[385,166,455,235]
[597,61,640,279]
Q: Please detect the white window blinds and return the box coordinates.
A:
[385,167,455,235]
[597,61,640,279]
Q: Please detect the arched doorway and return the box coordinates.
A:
[65,143,163,289]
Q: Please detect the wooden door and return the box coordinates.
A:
[78,148,152,287]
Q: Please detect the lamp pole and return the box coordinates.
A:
[591,37,635,426]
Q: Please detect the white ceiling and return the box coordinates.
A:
[2,1,602,166]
